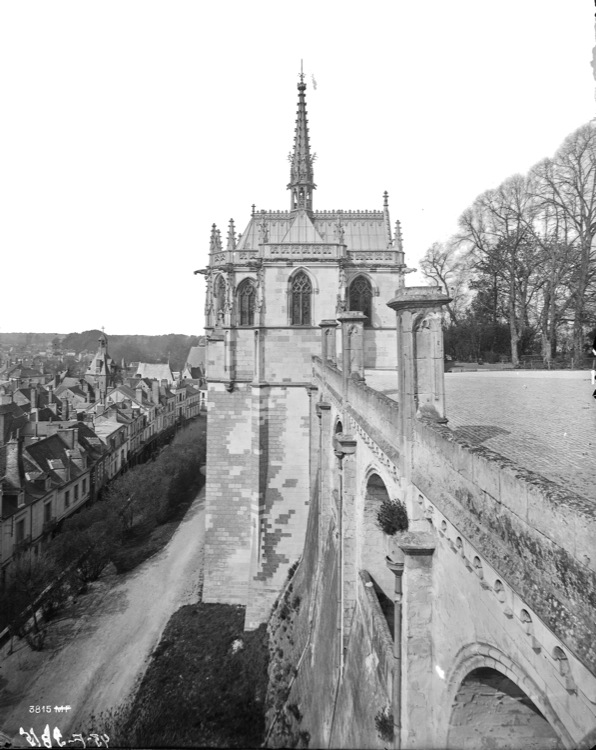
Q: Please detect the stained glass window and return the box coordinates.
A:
[291,272,312,325]
[238,279,256,326]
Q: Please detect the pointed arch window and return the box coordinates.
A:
[349,275,373,326]
[237,279,256,326]
[290,271,312,326]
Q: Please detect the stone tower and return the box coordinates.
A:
[85,331,116,403]
[199,72,409,629]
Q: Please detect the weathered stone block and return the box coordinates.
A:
[470,449,501,501]
[526,481,576,555]
[497,463,528,521]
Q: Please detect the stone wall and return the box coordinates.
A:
[263,358,596,748]
[330,572,394,749]
[245,384,312,629]
[412,417,596,676]
[203,382,254,605]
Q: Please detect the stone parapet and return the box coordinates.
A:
[413,416,596,676]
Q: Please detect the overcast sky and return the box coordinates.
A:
[0,1,594,336]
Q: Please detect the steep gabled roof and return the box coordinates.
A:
[25,434,84,483]
[279,210,324,243]
[135,363,174,383]
[186,345,206,369]
[0,402,28,443]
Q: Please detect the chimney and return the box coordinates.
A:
[61,397,70,421]
[65,450,72,482]
[152,381,160,405]
[58,428,76,450]
[135,384,144,404]
[0,412,7,448]
[30,386,37,410]
[5,436,25,489]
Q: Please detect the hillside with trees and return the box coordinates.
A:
[421,122,596,366]
[0,331,202,372]
[60,331,202,371]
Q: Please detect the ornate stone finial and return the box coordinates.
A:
[209,224,219,253]
[258,211,269,244]
[251,204,256,216]
[288,72,316,213]
[216,229,222,252]
[300,59,304,84]
[227,219,236,251]
[394,220,403,252]
[383,191,392,247]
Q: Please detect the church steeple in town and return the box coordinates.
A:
[288,62,316,214]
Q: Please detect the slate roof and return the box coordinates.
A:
[135,363,174,383]
[24,434,85,484]
[235,208,393,253]
[186,345,206,369]
[36,407,61,422]
[0,402,29,443]
[4,365,45,379]
[55,384,88,400]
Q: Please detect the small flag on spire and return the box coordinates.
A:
[311,74,317,90]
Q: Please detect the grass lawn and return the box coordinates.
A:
[114,602,269,748]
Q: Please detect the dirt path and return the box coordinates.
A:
[0,489,205,744]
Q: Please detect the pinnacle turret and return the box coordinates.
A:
[287,66,316,214]
[209,224,223,254]
[227,219,237,251]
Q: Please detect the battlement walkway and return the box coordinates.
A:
[365,369,596,503]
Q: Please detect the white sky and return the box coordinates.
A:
[0,1,594,336]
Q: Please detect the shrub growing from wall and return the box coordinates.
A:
[376,498,408,535]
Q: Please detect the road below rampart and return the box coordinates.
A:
[0,488,205,744]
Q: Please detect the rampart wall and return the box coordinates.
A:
[264,358,596,749]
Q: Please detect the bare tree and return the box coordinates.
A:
[526,165,577,362]
[419,241,470,324]
[531,124,596,360]
[458,175,540,366]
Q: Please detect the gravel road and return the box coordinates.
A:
[0,488,205,745]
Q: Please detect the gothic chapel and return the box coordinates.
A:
[198,73,411,628]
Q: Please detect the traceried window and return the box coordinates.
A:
[290,272,312,326]
[237,279,256,326]
[349,275,373,326]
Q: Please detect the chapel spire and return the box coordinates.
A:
[288,63,316,214]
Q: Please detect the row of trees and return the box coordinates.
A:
[421,123,596,365]
[0,419,206,649]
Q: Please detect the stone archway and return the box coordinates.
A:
[362,471,395,630]
[447,667,563,750]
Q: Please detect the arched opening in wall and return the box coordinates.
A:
[334,420,343,435]
[348,275,373,327]
[362,472,395,635]
[447,667,562,750]
[348,274,376,368]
